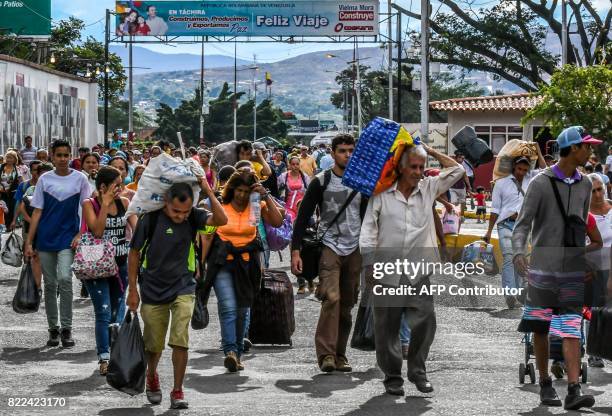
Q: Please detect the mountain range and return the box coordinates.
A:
[110,45,250,74]
[121,46,521,122]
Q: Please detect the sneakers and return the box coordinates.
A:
[243,338,252,353]
[60,328,75,348]
[320,355,336,373]
[99,360,109,376]
[564,383,594,410]
[336,356,352,372]
[237,358,245,371]
[46,328,60,347]
[385,385,405,396]
[504,295,517,309]
[539,377,562,406]
[146,372,162,405]
[308,281,316,294]
[170,389,189,409]
[550,360,565,379]
[297,286,306,295]
[224,351,239,373]
[588,356,604,368]
[408,376,434,393]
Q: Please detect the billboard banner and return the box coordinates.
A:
[115,1,378,37]
[0,0,51,37]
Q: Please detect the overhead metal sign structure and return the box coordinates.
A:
[111,0,387,44]
[104,1,395,144]
[115,0,378,38]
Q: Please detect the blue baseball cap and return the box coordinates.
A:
[556,126,602,149]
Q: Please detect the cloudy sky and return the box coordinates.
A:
[52,0,610,64]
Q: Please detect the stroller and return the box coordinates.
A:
[518,314,589,384]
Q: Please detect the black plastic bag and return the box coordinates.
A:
[106,311,146,396]
[12,261,40,314]
[451,125,494,167]
[587,303,612,361]
[191,285,210,330]
[351,303,376,351]
[2,231,23,268]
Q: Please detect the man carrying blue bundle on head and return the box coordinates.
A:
[359,143,463,396]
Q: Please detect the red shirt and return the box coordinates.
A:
[70,158,81,171]
[475,193,486,207]
[587,212,596,233]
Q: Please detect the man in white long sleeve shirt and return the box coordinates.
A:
[359,143,464,396]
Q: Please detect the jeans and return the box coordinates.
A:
[84,263,128,361]
[498,222,523,291]
[400,312,411,346]
[214,267,248,358]
[38,249,74,330]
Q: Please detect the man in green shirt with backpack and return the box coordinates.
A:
[127,178,226,410]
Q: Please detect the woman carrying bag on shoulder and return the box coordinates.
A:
[80,166,136,375]
[204,171,283,373]
[0,150,22,228]
[277,155,310,222]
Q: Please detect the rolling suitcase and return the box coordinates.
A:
[248,269,295,346]
[587,304,612,360]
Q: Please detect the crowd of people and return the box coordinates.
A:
[5,127,611,411]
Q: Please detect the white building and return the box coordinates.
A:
[0,54,99,154]
[429,93,550,155]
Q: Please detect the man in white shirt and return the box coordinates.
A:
[319,148,334,171]
[484,147,546,309]
[146,5,168,36]
[360,143,464,396]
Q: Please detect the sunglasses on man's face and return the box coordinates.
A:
[592,187,605,193]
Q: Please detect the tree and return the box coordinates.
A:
[522,65,612,143]
[154,83,289,146]
[330,64,483,124]
[99,100,155,133]
[397,0,611,91]
[0,17,126,101]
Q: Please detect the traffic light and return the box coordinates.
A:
[265,72,273,86]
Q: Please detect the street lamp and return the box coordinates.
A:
[325,71,350,133]
[326,53,371,136]
[233,61,259,141]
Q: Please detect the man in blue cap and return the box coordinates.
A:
[512,126,602,410]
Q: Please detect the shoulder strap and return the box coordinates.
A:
[139,210,160,269]
[90,197,101,216]
[319,189,358,240]
[548,176,568,223]
[322,169,332,191]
